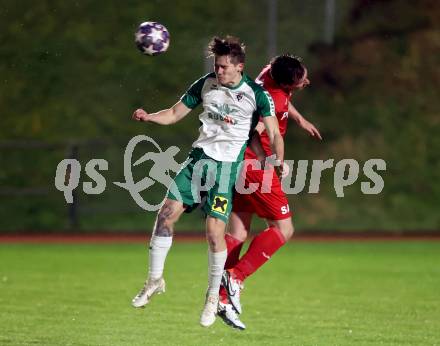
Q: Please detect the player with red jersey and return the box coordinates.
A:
[217,55,322,329]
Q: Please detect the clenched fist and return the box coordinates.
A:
[132,109,149,122]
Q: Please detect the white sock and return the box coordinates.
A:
[207,249,227,296]
[148,235,172,280]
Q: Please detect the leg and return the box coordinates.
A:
[148,198,185,279]
[231,216,293,283]
[217,213,251,328]
[229,173,293,282]
[205,216,228,292]
[225,188,254,269]
[227,211,252,242]
[206,216,227,251]
[200,216,228,327]
[132,198,185,308]
[201,158,241,327]
[221,217,291,314]
[152,198,185,237]
[267,217,294,242]
[224,211,252,269]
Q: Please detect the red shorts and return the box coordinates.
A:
[232,168,292,220]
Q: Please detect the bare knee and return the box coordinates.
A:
[269,218,294,241]
[283,222,295,240]
[153,200,183,237]
[227,212,251,242]
[206,217,226,251]
[227,228,248,243]
[206,233,224,250]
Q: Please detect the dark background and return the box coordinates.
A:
[1,0,439,234]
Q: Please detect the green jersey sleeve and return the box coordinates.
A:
[255,88,276,117]
[180,73,213,109]
[244,75,275,117]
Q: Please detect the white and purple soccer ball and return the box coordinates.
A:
[135,21,170,56]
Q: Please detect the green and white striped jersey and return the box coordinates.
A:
[181,72,275,162]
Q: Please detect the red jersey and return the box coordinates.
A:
[233,65,293,220]
[245,65,292,160]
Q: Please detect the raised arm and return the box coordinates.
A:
[132,101,192,125]
[288,102,322,140]
[262,116,284,163]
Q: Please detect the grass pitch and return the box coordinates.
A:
[0,241,439,345]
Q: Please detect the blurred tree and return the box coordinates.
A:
[1,0,438,231]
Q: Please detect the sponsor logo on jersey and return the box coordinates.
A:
[212,195,228,214]
[208,103,238,125]
[208,113,237,125]
[236,92,244,101]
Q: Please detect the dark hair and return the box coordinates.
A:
[207,35,246,64]
[270,54,306,86]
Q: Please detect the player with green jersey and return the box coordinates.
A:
[131,36,284,327]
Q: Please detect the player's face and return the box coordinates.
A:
[214,55,244,87]
[282,68,310,92]
[293,68,310,90]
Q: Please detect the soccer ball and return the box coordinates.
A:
[135,21,170,56]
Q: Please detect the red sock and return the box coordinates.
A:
[219,234,244,302]
[232,227,286,282]
[224,233,244,270]
[219,286,229,304]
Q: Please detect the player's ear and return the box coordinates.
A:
[237,63,244,72]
